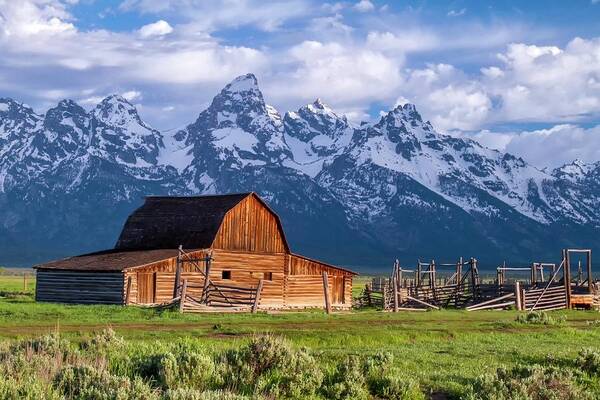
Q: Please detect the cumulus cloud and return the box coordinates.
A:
[353,0,375,12]
[464,124,600,169]
[138,20,173,38]
[120,0,312,32]
[1,0,600,174]
[266,40,403,111]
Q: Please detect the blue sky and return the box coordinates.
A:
[1,0,600,168]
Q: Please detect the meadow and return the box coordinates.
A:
[1,272,600,399]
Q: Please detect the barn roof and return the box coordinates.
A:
[34,249,181,272]
[114,193,255,251]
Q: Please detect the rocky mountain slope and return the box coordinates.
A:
[1,75,599,268]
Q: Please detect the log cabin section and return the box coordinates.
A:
[34,193,357,310]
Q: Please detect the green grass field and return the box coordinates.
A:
[1,273,600,398]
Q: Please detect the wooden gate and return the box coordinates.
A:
[523,285,567,311]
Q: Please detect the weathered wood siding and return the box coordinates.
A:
[209,249,285,307]
[288,254,352,277]
[284,275,350,307]
[286,254,352,307]
[36,270,124,304]
[124,250,208,305]
[125,249,354,308]
[212,194,286,253]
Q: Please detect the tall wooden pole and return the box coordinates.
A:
[392,274,399,312]
[587,250,593,294]
[173,245,182,298]
[179,279,188,313]
[252,279,264,313]
[564,249,572,308]
[322,272,332,314]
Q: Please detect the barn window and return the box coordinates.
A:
[263,272,273,281]
[222,270,231,280]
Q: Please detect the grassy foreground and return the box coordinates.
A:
[1,274,600,398]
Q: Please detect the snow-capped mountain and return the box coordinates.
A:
[1,73,599,267]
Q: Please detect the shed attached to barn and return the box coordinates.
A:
[35,193,356,310]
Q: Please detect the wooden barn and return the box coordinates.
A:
[34,193,356,310]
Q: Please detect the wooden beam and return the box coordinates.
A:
[393,274,399,313]
[322,272,332,314]
[587,250,593,294]
[173,245,182,298]
[514,281,522,311]
[251,279,264,313]
[202,255,212,303]
[125,276,132,305]
[406,295,440,310]
[179,279,188,313]
[564,249,572,308]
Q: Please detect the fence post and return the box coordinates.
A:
[564,249,572,308]
[322,272,331,314]
[125,276,132,305]
[173,245,182,298]
[252,279,264,313]
[202,253,212,303]
[514,281,522,311]
[393,275,399,312]
[179,279,188,313]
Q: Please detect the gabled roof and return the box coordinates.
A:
[115,193,252,251]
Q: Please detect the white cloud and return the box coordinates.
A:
[447,8,466,17]
[0,0,75,37]
[267,40,403,113]
[366,30,439,53]
[120,0,312,32]
[121,90,142,101]
[470,124,600,169]
[353,0,374,12]
[138,20,173,38]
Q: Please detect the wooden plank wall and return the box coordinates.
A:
[284,275,351,307]
[212,194,286,253]
[209,250,285,307]
[124,250,207,305]
[287,254,353,307]
[123,250,353,309]
[36,270,124,304]
[288,254,352,277]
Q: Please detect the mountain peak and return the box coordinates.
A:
[223,73,259,94]
[92,94,142,127]
[56,99,82,109]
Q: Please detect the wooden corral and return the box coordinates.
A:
[360,249,598,312]
[35,193,356,311]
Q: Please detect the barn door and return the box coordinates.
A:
[332,276,345,304]
[137,272,156,304]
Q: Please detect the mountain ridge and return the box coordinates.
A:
[1,73,599,268]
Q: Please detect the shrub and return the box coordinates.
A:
[467,364,590,400]
[12,332,70,356]
[80,328,125,353]
[161,346,216,391]
[323,355,370,400]
[363,351,394,376]
[0,375,61,400]
[165,388,252,400]
[362,352,424,400]
[576,349,600,376]
[54,364,159,399]
[515,311,565,326]
[219,335,323,399]
[368,374,425,400]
